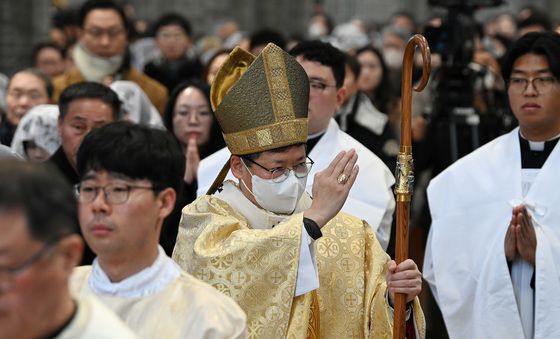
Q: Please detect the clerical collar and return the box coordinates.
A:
[88,245,181,298]
[519,132,560,169]
[306,131,325,153]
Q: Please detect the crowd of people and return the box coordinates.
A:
[0,0,559,338]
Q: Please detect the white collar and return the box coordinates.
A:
[354,92,388,135]
[519,131,560,151]
[308,130,326,140]
[307,119,341,170]
[336,92,388,135]
[88,246,181,298]
[215,180,312,229]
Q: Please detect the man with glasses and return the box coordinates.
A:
[0,160,137,339]
[70,122,246,339]
[51,0,168,113]
[196,40,396,251]
[173,43,424,337]
[1,69,51,146]
[424,31,560,338]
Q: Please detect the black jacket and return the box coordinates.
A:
[144,56,203,92]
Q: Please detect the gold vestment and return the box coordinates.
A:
[173,192,425,338]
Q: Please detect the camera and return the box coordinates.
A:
[425,0,504,66]
[422,0,506,173]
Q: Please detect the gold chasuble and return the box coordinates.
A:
[173,43,424,338]
[173,183,425,338]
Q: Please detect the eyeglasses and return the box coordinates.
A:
[243,157,314,183]
[74,183,161,204]
[157,31,187,41]
[8,89,47,102]
[0,237,62,290]
[309,79,337,92]
[84,27,125,40]
[507,76,557,94]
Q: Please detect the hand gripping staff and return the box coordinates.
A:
[393,34,430,339]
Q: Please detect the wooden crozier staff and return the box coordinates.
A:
[393,34,430,339]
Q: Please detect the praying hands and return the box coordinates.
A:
[504,205,537,266]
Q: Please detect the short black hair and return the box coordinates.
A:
[58,81,121,120]
[152,13,192,37]
[501,31,560,81]
[517,11,552,32]
[289,40,346,87]
[249,28,286,51]
[31,42,64,65]
[77,122,185,194]
[52,8,78,29]
[0,160,79,242]
[78,0,128,31]
[345,54,361,78]
[8,68,54,98]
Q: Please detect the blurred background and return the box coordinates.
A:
[2,0,560,75]
[2,0,559,337]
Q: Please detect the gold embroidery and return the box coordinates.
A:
[224,119,307,155]
[263,44,295,123]
[307,290,321,338]
[210,43,309,156]
[173,196,427,339]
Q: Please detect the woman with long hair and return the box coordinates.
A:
[160,79,225,254]
[355,45,398,115]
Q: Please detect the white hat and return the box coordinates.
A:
[10,104,61,159]
[110,81,164,128]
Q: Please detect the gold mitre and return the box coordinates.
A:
[210,43,309,155]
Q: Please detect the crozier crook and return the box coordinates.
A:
[393,34,430,339]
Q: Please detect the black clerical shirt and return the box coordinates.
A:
[519,134,559,169]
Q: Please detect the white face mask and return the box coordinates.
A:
[308,23,328,39]
[241,162,308,214]
[73,43,123,82]
[383,48,404,71]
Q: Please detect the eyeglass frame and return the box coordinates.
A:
[309,78,338,92]
[83,27,126,40]
[507,75,558,94]
[7,89,48,102]
[74,182,163,205]
[242,156,315,183]
[0,236,65,288]
[156,31,188,41]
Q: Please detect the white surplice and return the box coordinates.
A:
[196,119,395,249]
[58,295,138,339]
[424,127,560,339]
[70,247,247,339]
